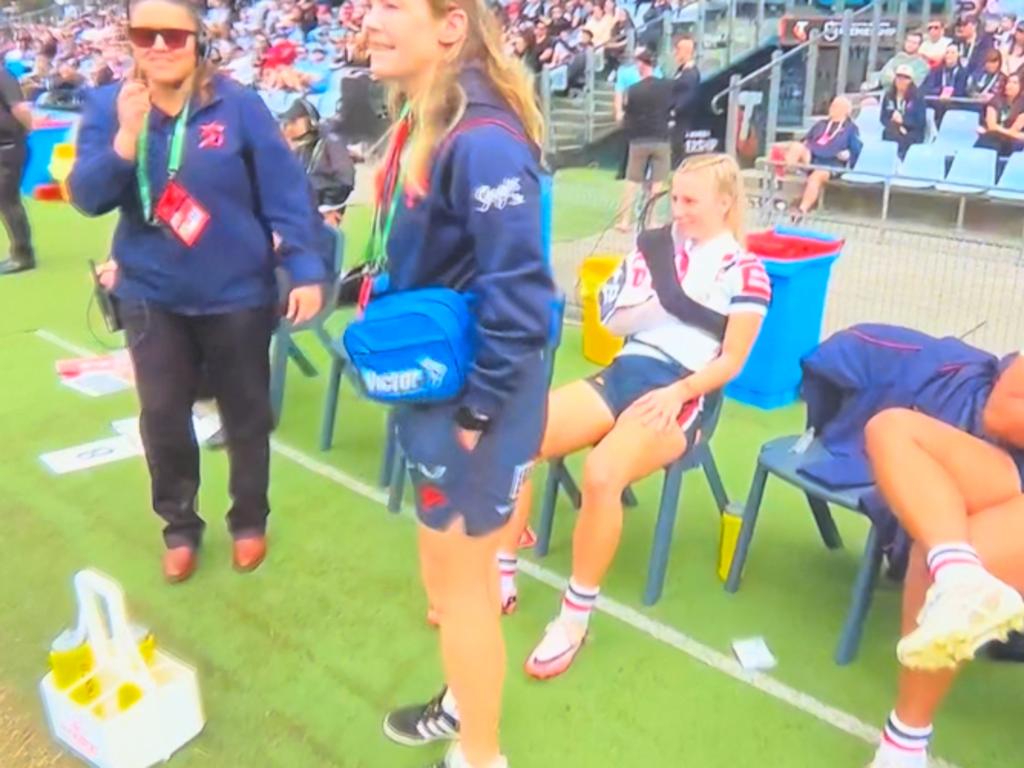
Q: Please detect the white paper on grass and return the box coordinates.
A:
[40,436,143,475]
[60,371,131,397]
[731,637,778,672]
[112,412,222,447]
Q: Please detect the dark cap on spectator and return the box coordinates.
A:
[635,46,656,65]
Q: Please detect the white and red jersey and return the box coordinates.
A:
[598,230,771,372]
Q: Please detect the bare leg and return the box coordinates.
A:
[420,521,507,767]
[499,380,615,555]
[572,409,689,588]
[799,169,831,213]
[864,408,1020,548]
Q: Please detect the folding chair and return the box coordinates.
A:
[535,392,730,606]
[723,434,882,665]
[271,228,347,423]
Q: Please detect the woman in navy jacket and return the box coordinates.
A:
[924,44,969,125]
[881,65,928,158]
[364,0,553,765]
[69,0,325,583]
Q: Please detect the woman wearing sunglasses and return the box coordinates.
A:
[68,0,326,583]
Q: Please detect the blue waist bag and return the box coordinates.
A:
[342,287,476,404]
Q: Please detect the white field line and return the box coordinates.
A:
[33,329,959,768]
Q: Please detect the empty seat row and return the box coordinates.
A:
[841,141,1024,199]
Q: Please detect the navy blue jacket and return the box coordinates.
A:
[383,66,554,420]
[924,63,969,99]
[803,118,862,165]
[799,324,1019,571]
[880,89,928,142]
[69,75,327,314]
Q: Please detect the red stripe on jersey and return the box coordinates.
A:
[739,263,771,300]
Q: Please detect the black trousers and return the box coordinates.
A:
[0,142,33,263]
[122,301,277,549]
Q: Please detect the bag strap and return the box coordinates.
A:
[637,225,728,340]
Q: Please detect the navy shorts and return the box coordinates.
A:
[395,354,548,537]
[587,354,708,444]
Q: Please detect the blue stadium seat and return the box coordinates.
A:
[854,103,882,143]
[931,109,981,156]
[988,151,1024,201]
[891,144,945,189]
[841,140,899,184]
[936,147,997,194]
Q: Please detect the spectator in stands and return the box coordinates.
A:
[881,64,927,158]
[1001,20,1024,74]
[925,44,969,100]
[863,357,1024,768]
[0,63,34,275]
[956,15,994,76]
[603,5,632,72]
[548,4,571,35]
[617,46,673,231]
[778,96,861,219]
[880,32,930,90]
[566,29,594,89]
[995,12,1018,49]
[533,20,556,68]
[583,3,615,46]
[924,44,969,125]
[920,20,953,68]
[967,47,1005,102]
[976,71,1024,154]
[641,0,671,50]
[670,34,699,169]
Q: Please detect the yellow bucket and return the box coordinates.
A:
[578,254,625,367]
[717,503,745,583]
[48,143,76,202]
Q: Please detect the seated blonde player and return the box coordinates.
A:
[497,153,769,680]
[864,356,1024,768]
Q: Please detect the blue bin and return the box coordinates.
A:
[726,226,843,409]
[22,124,72,195]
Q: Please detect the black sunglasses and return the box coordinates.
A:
[127,27,196,50]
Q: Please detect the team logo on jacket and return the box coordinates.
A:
[198,122,226,149]
[474,177,525,212]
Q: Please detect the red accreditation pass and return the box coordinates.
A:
[155,180,211,247]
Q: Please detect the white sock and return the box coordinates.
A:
[877,711,931,766]
[441,687,459,721]
[498,552,517,606]
[445,744,508,768]
[926,543,983,585]
[559,579,599,629]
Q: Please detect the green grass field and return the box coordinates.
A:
[2,191,1021,768]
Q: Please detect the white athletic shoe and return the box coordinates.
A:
[524,618,587,680]
[897,570,1024,670]
[866,753,929,768]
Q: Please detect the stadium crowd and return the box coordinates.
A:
[0,0,665,112]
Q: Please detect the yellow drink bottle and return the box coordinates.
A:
[48,627,93,690]
[718,502,745,583]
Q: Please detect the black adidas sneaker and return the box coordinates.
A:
[383,686,459,747]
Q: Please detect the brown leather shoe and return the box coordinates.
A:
[163,547,197,584]
[232,536,267,572]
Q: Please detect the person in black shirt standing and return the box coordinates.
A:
[617,47,673,232]
[0,66,35,275]
[670,35,700,169]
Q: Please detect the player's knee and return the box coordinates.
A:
[581,454,626,503]
[865,407,916,456]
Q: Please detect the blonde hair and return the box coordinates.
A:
[674,153,746,244]
[389,0,544,196]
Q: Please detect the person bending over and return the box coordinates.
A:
[496,154,768,680]
[864,354,1024,768]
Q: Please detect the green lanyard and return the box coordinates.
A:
[365,108,411,271]
[136,101,191,224]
